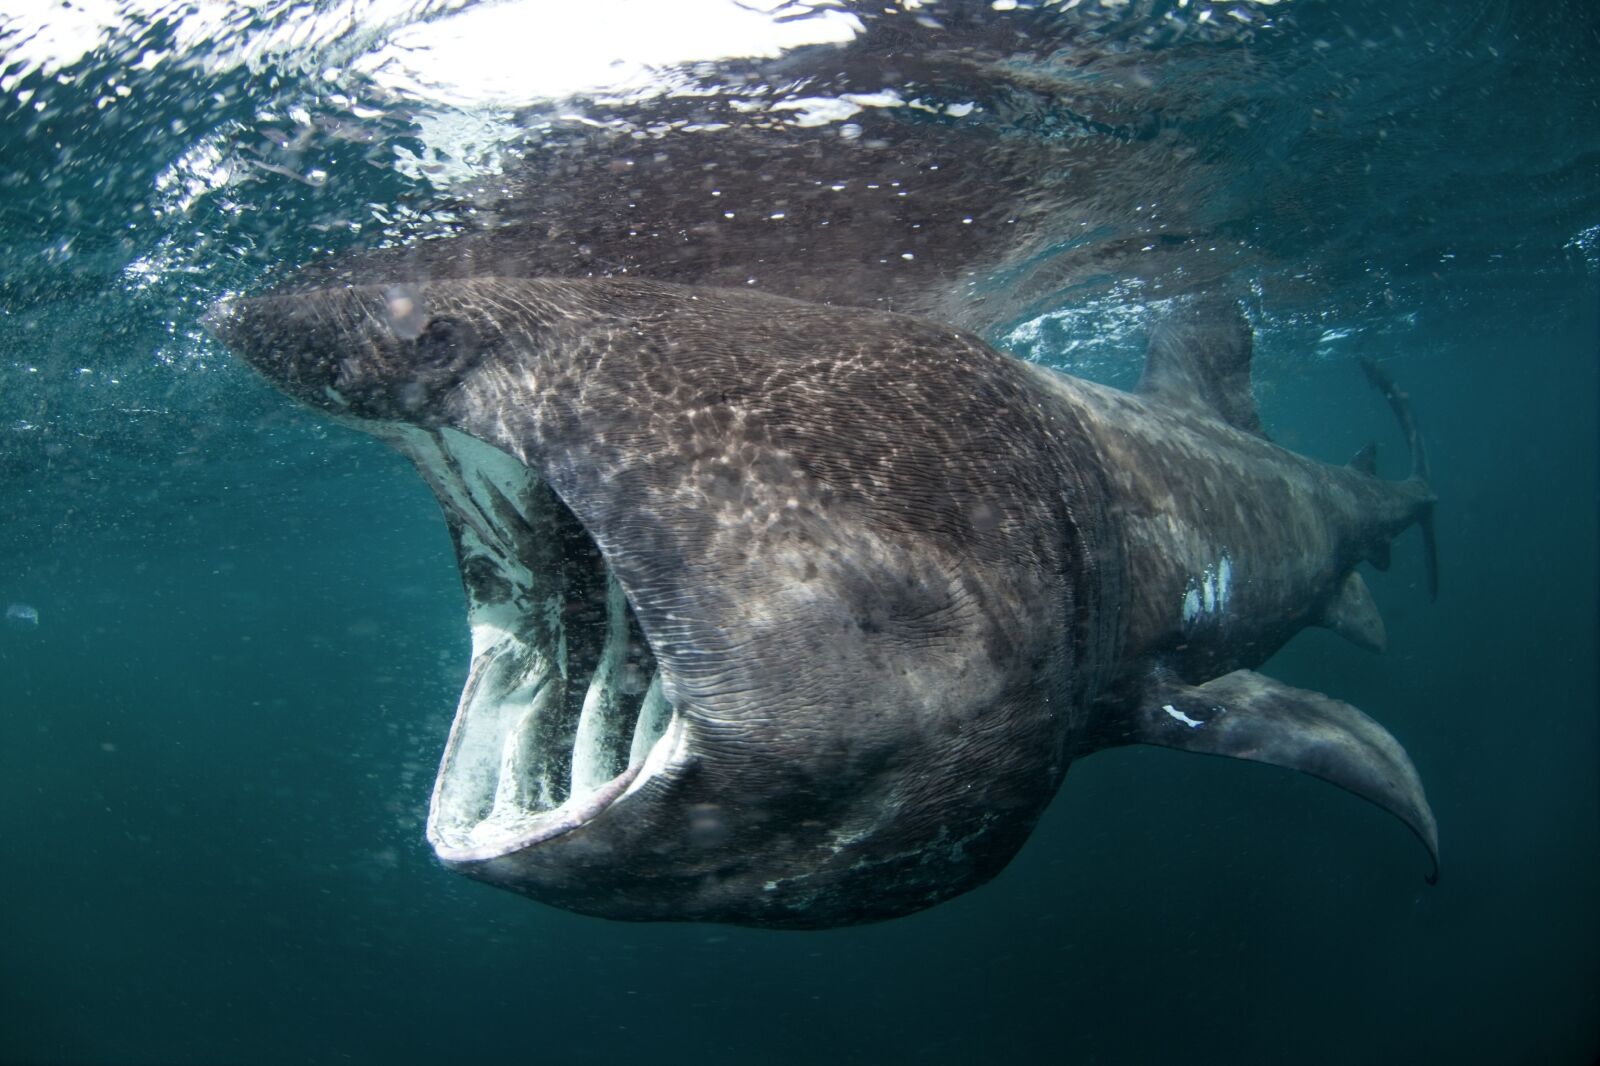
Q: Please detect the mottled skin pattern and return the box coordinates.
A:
[212,277,1436,927]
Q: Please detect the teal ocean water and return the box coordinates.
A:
[2,2,1596,1063]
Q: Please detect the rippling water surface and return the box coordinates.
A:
[2,2,1596,1063]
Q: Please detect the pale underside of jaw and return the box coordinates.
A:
[390,426,679,862]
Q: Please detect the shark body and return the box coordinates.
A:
[212,277,1436,927]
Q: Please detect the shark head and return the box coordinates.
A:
[211,276,1097,928]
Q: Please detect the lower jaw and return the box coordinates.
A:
[422,659,684,870]
[427,760,642,864]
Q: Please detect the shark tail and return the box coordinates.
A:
[1358,357,1438,601]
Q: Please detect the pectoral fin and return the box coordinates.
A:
[1128,669,1438,882]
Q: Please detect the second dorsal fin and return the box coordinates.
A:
[1137,295,1264,436]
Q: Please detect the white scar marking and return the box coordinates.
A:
[1181,552,1234,627]
[1162,703,1205,728]
[1182,587,1201,624]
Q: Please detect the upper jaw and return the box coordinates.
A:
[383,424,685,863]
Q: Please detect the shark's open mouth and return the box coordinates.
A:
[389,426,679,863]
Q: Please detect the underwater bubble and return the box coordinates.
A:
[5,603,40,627]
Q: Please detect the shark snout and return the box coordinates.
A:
[200,297,240,349]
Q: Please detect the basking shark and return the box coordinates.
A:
[211,278,1437,927]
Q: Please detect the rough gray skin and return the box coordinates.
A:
[210,277,1437,928]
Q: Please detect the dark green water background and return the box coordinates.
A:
[2,2,1597,1063]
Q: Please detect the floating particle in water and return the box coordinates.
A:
[5,603,40,627]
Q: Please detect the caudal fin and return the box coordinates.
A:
[1416,507,1438,601]
[1358,357,1438,600]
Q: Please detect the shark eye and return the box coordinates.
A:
[416,315,477,365]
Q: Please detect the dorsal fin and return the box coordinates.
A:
[1137,296,1264,436]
